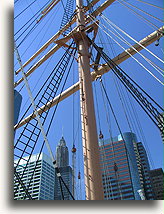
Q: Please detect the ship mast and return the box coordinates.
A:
[75,0,104,200]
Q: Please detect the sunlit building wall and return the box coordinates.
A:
[99,132,154,200]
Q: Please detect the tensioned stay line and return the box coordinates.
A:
[88,14,164,86]
[101,14,164,64]
[135,0,164,10]
[99,16,164,78]
[121,0,163,23]
[14,0,37,20]
[14,40,55,163]
[14,0,52,37]
[117,0,160,30]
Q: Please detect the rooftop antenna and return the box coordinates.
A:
[62,126,64,137]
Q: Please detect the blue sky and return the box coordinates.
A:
[14,0,163,199]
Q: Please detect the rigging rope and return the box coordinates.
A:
[15,44,75,130]
[96,23,138,135]
[92,38,124,198]
[95,13,156,179]
[14,0,20,4]
[60,0,75,35]
[14,40,56,198]
[99,78,124,199]
[99,77,150,200]
[101,14,164,64]
[25,47,77,201]
[121,0,163,23]
[14,41,76,200]
[117,0,160,31]
[14,4,60,70]
[90,41,163,135]
[126,92,155,168]
[14,0,52,37]
[99,135,113,200]
[113,74,155,170]
[135,0,164,10]
[88,14,164,86]
[14,169,33,200]
[71,56,76,199]
[92,20,146,199]
[99,15,164,81]
[93,79,113,199]
[15,0,58,48]
[14,0,37,20]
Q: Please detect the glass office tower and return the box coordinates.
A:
[55,136,69,167]
[14,153,55,200]
[99,132,154,200]
[54,166,73,200]
[150,168,164,199]
[54,136,73,200]
[14,137,73,200]
[136,142,154,199]
[14,90,22,126]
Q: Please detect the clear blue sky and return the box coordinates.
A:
[14,0,163,199]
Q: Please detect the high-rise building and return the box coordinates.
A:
[136,142,154,199]
[56,136,69,167]
[14,137,73,200]
[157,113,164,142]
[14,90,22,126]
[54,136,73,200]
[54,166,73,200]
[14,153,55,200]
[150,168,164,200]
[99,132,154,200]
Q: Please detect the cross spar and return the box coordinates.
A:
[14,0,116,87]
[14,26,164,130]
[14,0,163,200]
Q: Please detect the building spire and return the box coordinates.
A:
[62,125,64,137]
[56,135,69,167]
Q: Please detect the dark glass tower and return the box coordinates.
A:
[54,136,73,200]
[14,90,22,125]
[56,136,69,167]
[150,168,164,199]
[99,132,154,200]
[54,166,73,200]
[136,142,154,199]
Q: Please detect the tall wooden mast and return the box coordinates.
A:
[75,0,104,200]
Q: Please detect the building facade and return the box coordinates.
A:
[54,166,73,200]
[14,153,55,200]
[14,137,73,200]
[157,113,164,142]
[14,90,22,126]
[54,136,73,200]
[136,142,155,199]
[56,136,69,167]
[99,132,154,200]
[150,168,164,200]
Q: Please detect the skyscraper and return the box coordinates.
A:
[54,166,73,200]
[14,153,55,200]
[150,168,164,200]
[54,136,73,200]
[14,90,22,126]
[56,136,69,167]
[136,142,154,199]
[14,137,73,200]
[99,132,154,200]
[157,113,164,142]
